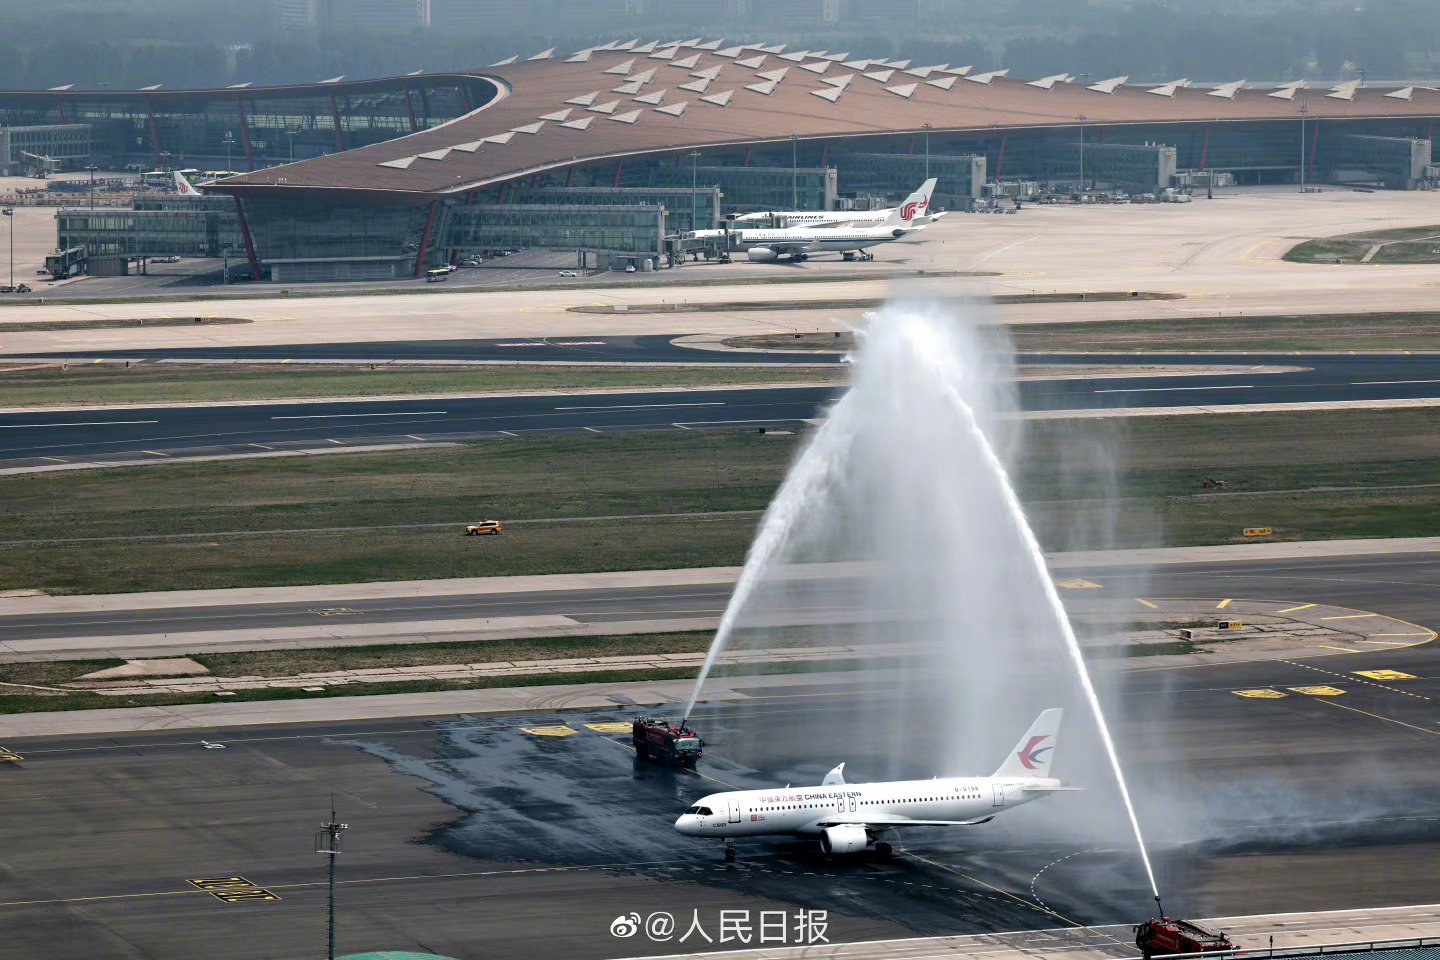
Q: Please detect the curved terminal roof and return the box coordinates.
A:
[174,42,1440,203]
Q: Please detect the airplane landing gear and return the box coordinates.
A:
[859,251,875,262]
[875,841,894,860]
[842,251,856,261]
[723,839,737,863]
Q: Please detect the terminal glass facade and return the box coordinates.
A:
[57,203,242,257]
[515,186,722,233]
[0,77,491,171]
[831,151,986,209]
[0,124,92,175]
[443,204,666,259]
[241,196,431,263]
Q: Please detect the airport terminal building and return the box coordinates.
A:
[5,41,1439,281]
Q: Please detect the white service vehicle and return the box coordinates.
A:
[674,709,1074,860]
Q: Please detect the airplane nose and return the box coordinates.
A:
[674,815,699,836]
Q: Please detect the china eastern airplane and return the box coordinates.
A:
[685,196,929,263]
[674,709,1073,860]
[732,178,943,228]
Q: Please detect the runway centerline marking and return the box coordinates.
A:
[0,419,160,429]
[1350,379,1440,386]
[271,411,448,420]
[554,402,726,411]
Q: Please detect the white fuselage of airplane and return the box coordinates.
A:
[687,223,919,255]
[675,774,1056,839]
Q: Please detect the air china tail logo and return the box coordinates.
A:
[900,201,919,222]
[1018,735,1053,770]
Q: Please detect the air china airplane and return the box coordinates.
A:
[685,189,929,263]
[174,171,204,196]
[674,709,1073,861]
[733,178,943,228]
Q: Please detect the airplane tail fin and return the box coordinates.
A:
[882,177,938,227]
[174,171,200,196]
[992,708,1063,779]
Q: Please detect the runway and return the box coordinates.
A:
[0,552,1437,960]
[3,352,1440,467]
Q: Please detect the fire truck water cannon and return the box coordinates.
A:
[632,716,704,768]
[1135,903,1237,960]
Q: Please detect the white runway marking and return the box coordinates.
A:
[0,419,160,429]
[270,411,448,420]
[1349,379,1440,386]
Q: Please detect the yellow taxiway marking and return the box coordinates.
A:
[1358,639,1418,646]
[406,435,426,441]
[1054,579,1102,589]
[247,443,273,450]
[499,430,521,438]
[521,725,577,737]
[1135,598,1158,609]
[1370,632,1431,637]
[1277,603,1316,613]
[1216,598,1234,609]
[0,748,23,761]
[1288,686,1346,696]
[583,426,603,434]
[1284,658,1430,701]
[326,438,344,445]
[188,877,254,890]
[142,450,168,457]
[584,722,633,734]
[1233,689,1287,699]
[1315,644,1364,654]
[1321,613,1378,620]
[39,456,67,463]
[1355,670,1416,681]
[1315,699,1440,738]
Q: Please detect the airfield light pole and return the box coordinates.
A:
[314,802,349,960]
[86,165,99,209]
[690,150,700,233]
[790,134,799,208]
[1075,115,1088,193]
[1298,101,1309,193]
[3,208,12,289]
[922,123,933,181]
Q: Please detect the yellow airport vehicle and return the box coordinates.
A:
[464,519,504,536]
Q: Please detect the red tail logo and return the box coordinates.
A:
[900,201,919,221]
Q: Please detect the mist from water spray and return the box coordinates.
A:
[683,391,860,721]
[902,322,1161,901]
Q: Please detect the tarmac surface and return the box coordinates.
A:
[1,551,1437,960]
[2,352,1440,467]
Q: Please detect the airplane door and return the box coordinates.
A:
[727,799,741,823]
[848,796,857,813]
[992,784,1005,807]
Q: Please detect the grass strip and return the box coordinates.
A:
[2,409,1438,595]
[726,312,1440,352]
[0,362,842,408]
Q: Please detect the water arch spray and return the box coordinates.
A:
[682,298,1160,902]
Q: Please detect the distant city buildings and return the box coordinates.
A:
[273,0,917,34]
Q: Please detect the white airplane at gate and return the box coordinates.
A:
[733,178,943,228]
[674,708,1074,860]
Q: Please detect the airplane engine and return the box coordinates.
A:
[892,229,907,238]
[819,824,869,855]
[747,247,780,262]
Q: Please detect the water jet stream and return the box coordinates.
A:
[905,323,1162,901]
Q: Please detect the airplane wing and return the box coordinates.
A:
[816,813,994,828]
[760,240,815,252]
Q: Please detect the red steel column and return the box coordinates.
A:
[1198,126,1211,171]
[612,157,624,187]
[742,146,751,167]
[413,201,439,277]
[403,88,419,132]
[145,97,163,163]
[232,196,261,278]
[236,98,256,171]
[329,93,345,152]
[993,133,1007,180]
[565,167,574,187]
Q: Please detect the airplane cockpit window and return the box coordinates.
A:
[686,806,714,816]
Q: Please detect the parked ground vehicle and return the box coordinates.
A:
[426,268,450,283]
[558,270,579,277]
[464,520,503,536]
[1135,918,1234,958]
[632,716,703,767]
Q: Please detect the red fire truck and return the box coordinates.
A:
[632,716,703,768]
[1135,917,1235,958]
